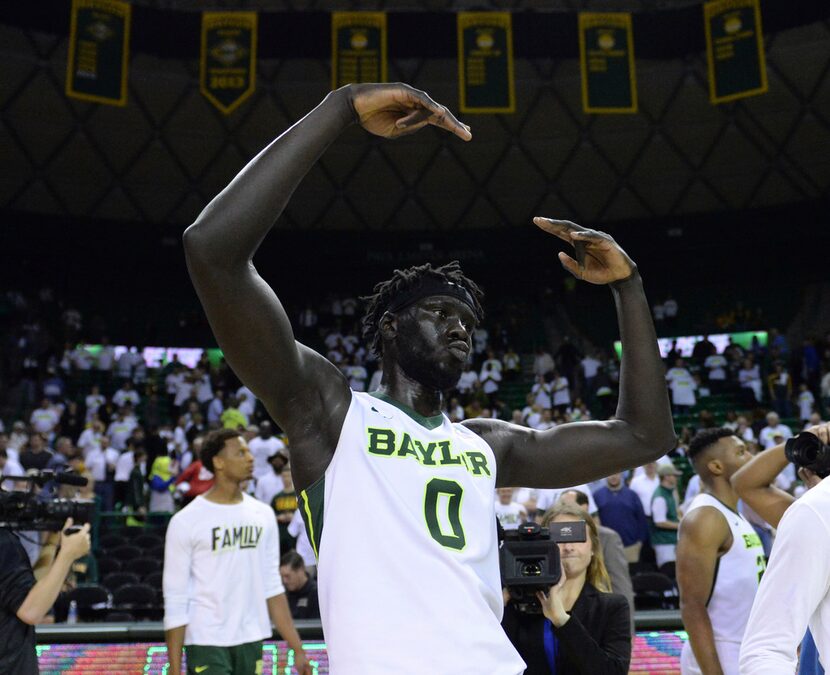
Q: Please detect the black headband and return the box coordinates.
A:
[386,278,479,318]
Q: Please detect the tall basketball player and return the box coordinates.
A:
[184,82,676,674]
[677,428,765,675]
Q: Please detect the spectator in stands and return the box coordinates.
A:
[532,347,555,378]
[248,422,286,482]
[125,447,148,513]
[502,502,631,674]
[446,397,465,422]
[343,355,368,392]
[692,335,716,361]
[704,349,728,393]
[663,294,678,330]
[77,418,104,457]
[677,428,761,675]
[255,451,287,506]
[20,433,52,472]
[29,398,60,439]
[0,448,26,490]
[665,358,696,414]
[798,383,816,424]
[220,397,248,430]
[531,374,553,411]
[8,422,28,455]
[206,389,225,427]
[42,368,65,403]
[106,407,138,451]
[758,411,793,449]
[236,385,257,420]
[767,362,793,417]
[59,402,83,444]
[650,464,682,571]
[580,351,602,403]
[531,408,556,432]
[495,488,528,530]
[85,435,118,511]
[115,347,134,383]
[551,369,571,414]
[95,336,116,385]
[456,363,479,400]
[175,444,215,507]
[738,357,763,404]
[83,386,105,424]
[503,346,521,381]
[148,453,178,513]
[280,551,320,620]
[46,437,73,472]
[593,473,649,563]
[272,464,298,554]
[558,489,635,636]
[479,351,503,406]
[113,380,140,409]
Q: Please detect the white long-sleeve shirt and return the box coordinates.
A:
[739,477,830,674]
[163,493,284,646]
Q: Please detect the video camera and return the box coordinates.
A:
[0,470,94,531]
[785,432,830,479]
[500,520,587,614]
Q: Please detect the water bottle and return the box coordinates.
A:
[67,600,78,624]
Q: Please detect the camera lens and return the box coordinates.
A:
[520,562,542,577]
[785,433,821,466]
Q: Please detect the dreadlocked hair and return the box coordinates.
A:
[360,260,485,358]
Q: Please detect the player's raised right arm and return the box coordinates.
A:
[182,87,357,419]
[183,84,471,429]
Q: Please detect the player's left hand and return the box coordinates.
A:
[534,217,636,285]
[294,649,312,675]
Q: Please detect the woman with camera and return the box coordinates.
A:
[502,503,632,674]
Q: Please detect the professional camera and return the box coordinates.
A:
[0,470,93,531]
[785,432,830,479]
[500,520,587,614]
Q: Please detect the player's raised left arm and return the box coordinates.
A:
[467,220,675,487]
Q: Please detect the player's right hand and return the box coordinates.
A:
[347,83,472,142]
[60,518,91,560]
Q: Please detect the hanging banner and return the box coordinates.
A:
[331,13,387,89]
[65,0,131,106]
[457,12,515,114]
[200,12,257,115]
[578,12,637,114]
[704,0,768,104]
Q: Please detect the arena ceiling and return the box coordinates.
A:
[1,3,829,231]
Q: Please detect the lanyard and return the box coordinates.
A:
[543,619,559,674]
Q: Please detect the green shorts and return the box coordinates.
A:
[185,640,263,675]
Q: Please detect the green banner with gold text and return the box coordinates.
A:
[65,0,130,106]
[200,12,257,115]
[457,12,515,114]
[331,12,387,89]
[704,0,768,104]
[578,13,637,114]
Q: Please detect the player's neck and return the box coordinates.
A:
[376,368,443,418]
[703,481,739,511]
[204,478,245,504]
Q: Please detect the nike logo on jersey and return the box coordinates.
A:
[366,427,491,477]
[371,406,394,419]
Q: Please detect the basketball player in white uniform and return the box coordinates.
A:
[677,428,766,675]
[184,82,676,674]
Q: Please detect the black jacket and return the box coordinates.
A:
[502,583,631,675]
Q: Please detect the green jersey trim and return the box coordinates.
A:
[299,474,325,560]
[369,391,445,431]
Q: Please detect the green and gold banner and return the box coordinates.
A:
[578,12,637,114]
[200,12,257,115]
[704,0,768,104]
[65,0,130,106]
[331,13,387,89]
[457,12,515,114]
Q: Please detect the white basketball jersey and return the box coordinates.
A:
[684,493,766,644]
[298,391,525,675]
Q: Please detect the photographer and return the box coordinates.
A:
[0,517,90,673]
[502,503,631,674]
[732,423,829,674]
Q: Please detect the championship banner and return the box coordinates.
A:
[704,0,768,104]
[331,13,387,89]
[65,0,130,106]
[578,13,637,114]
[457,12,515,114]
[200,12,257,115]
